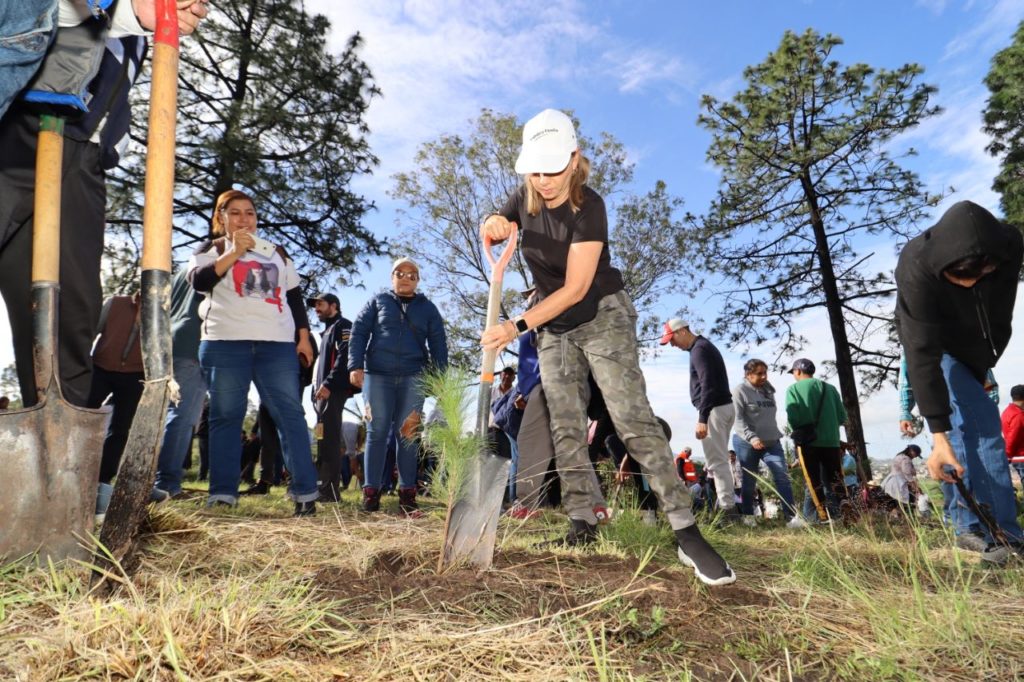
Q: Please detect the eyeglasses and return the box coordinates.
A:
[393,271,419,281]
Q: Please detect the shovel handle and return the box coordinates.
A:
[479,225,518,384]
[32,115,64,284]
[482,226,518,273]
[140,0,179,271]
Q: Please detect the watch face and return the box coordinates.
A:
[515,318,529,333]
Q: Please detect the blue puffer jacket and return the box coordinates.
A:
[348,291,448,376]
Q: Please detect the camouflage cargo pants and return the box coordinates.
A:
[537,290,696,529]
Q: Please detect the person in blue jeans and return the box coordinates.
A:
[731,359,802,528]
[187,189,318,516]
[153,266,207,497]
[348,257,448,516]
[895,200,1023,564]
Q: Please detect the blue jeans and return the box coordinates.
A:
[508,433,519,501]
[941,354,1022,543]
[154,356,207,495]
[363,373,424,490]
[733,436,796,519]
[0,1,57,119]
[199,341,318,504]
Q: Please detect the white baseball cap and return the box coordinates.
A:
[514,109,578,175]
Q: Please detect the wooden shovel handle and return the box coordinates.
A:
[32,115,64,283]
[140,0,180,272]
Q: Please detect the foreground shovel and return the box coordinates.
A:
[0,114,111,562]
[440,225,519,571]
[94,1,179,583]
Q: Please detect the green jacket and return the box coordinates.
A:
[784,378,846,448]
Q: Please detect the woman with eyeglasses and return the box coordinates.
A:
[480,109,735,586]
[188,189,319,516]
[348,257,448,516]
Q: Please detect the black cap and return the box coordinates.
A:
[306,292,340,308]
[789,358,815,375]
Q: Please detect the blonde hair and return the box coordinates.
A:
[211,189,255,236]
[525,153,590,216]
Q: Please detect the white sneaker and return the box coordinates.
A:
[640,509,657,526]
[786,516,807,529]
[741,515,757,527]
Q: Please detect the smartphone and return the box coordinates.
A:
[249,234,276,259]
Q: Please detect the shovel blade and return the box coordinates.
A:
[441,453,511,571]
[0,384,110,562]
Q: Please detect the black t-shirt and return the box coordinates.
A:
[499,186,624,332]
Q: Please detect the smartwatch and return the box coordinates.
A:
[513,316,529,334]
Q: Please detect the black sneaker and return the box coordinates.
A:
[318,485,341,503]
[674,525,736,586]
[361,486,382,513]
[294,501,316,517]
[239,480,271,496]
[540,519,597,548]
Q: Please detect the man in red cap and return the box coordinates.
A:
[661,318,737,518]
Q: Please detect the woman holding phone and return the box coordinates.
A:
[188,189,319,515]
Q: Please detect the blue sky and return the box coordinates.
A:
[297,0,1024,462]
[2,0,1022,465]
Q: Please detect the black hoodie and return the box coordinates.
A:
[894,201,1023,433]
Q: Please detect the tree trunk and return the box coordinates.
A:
[800,173,874,481]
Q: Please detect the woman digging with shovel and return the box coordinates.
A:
[480,109,735,586]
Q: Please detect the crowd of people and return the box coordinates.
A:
[1,2,1022,585]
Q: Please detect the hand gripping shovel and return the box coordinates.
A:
[0,114,111,562]
[440,225,518,571]
[94,1,179,582]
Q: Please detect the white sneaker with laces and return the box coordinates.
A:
[786,516,807,529]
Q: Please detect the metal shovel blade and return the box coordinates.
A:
[0,380,109,562]
[441,453,512,570]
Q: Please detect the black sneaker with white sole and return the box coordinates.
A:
[674,524,736,586]
[539,518,598,548]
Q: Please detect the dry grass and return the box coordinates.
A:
[1,492,1023,681]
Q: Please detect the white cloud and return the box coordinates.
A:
[602,46,700,94]
[941,0,1024,61]
[915,0,950,15]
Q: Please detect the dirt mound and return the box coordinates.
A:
[311,548,768,625]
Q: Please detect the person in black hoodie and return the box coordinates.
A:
[308,292,354,501]
[895,200,1023,563]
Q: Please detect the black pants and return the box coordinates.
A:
[257,404,284,484]
[315,392,349,500]
[87,366,145,484]
[0,107,105,407]
[801,445,848,514]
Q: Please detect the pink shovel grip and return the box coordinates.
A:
[482,224,518,277]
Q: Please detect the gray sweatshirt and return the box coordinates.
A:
[732,380,783,444]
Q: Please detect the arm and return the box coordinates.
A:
[481,240,602,350]
[731,385,758,444]
[426,303,449,372]
[322,323,352,394]
[347,299,374,388]
[692,344,716,424]
[285,287,312,366]
[897,356,918,435]
[895,262,952,433]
